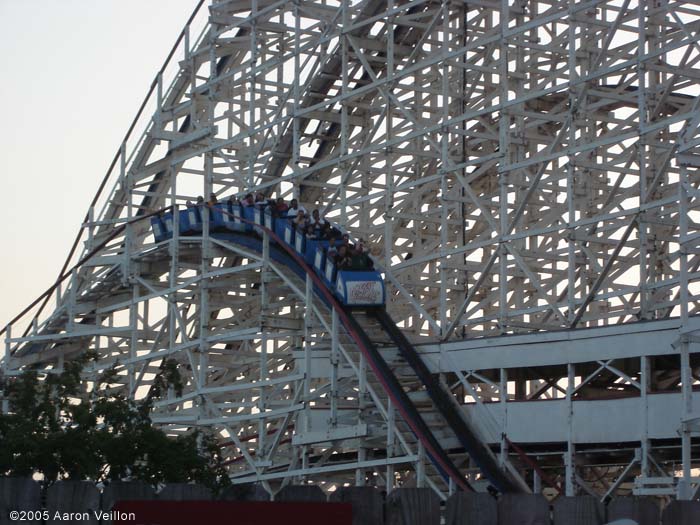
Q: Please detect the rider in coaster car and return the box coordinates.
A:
[310,209,327,229]
[320,222,332,240]
[286,198,307,219]
[326,236,339,261]
[305,224,318,240]
[336,244,352,269]
[349,241,373,270]
[275,197,289,216]
[254,192,267,208]
[241,193,255,207]
[293,210,308,231]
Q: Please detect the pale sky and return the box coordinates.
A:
[0,0,198,330]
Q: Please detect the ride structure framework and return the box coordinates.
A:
[3,0,700,501]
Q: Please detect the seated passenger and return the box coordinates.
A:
[196,196,205,206]
[350,250,370,270]
[208,193,218,205]
[254,192,266,208]
[305,224,318,240]
[185,200,194,207]
[272,197,289,218]
[356,242,374,270]
[310,209,327,230]
[293,210,307,231]
[336,245,352,269]
[285,201,297,218]
[241,193,255,207]
[320,222,332,240]
[276,197,289,216]
[327,225,341,238]
[286,198,307,218]
[326,236,338,261]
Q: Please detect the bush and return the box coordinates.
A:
[0,356,229,494]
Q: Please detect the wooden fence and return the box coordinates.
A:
[1,479,699,524]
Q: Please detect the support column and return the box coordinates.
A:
[566,363,576,496]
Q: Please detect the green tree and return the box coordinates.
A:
[0,356,230,494]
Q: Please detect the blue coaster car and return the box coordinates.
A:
[223,202,246,232]
[335,270,385,306]
[304,238,329,265]
[210,202,230,231]
[242,205,255,232]
[323,258,337,287]
[161,210,174,237]
[283,222,295,245]
[313,245,325,275]
[294,231,306,257]
[151,215,169,243]
[263,206,275,232]
[275,218,290,241]
[252,205,268,235]
[253,206,263,227]
[180,205,203,234]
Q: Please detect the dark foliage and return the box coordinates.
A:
[0,356,229,494]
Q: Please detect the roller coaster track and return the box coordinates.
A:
[369,307,520,493]
[210,211,522,493]
[3,198,524,492]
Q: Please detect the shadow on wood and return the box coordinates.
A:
[607,497,659,525]
[498,494,549,525]
[386,488,439,525]
[331,486,385,525]
[445,492,497,525]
